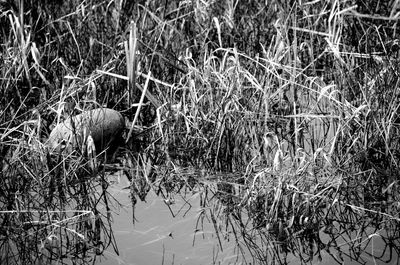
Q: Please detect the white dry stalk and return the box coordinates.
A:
[126,71,151,143]
[125,21,137,106]
[273,149,283,172]
[86,134,97,171]
[96,70,161,108]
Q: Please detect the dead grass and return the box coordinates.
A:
[1,0,400,263]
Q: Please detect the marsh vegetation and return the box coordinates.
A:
[1,0,400,264]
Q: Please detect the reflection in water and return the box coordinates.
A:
[103,162,400,265]
[0,150,119,265]
[2,150,400,264]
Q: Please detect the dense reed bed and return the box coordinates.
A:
[1,0,400,263]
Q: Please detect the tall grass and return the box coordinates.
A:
[1,0,400,263]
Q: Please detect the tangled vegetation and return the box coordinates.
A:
[1,0,400,264]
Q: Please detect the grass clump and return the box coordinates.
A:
[2,0,400,263]
[0,125,119,264]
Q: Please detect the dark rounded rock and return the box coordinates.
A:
[47,108,125,152]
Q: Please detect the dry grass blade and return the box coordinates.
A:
[95,70,161,108]
[125,21,138,107]
[126,71,151,143]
